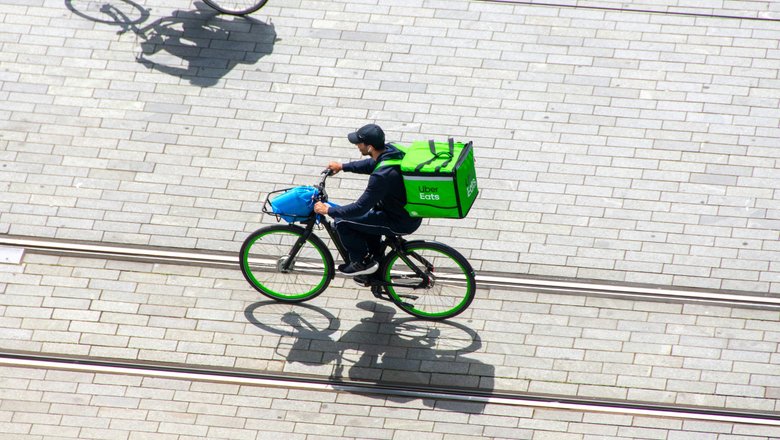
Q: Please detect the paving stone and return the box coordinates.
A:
[3,254,777,416]
[27,356,780,439]
[2,0,780,437]
[3,0,780,292]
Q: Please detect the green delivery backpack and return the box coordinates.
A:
[377,139,478,219]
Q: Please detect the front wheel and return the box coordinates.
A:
[381,241,476,320]
[240,225,334,302]
[202,0,269,15]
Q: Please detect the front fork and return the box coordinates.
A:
[280,220,320,272]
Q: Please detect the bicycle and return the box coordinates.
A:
[66,0,269,19]
[202,0,269,15]
[239,170,477,320]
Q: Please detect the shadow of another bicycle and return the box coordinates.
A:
[65,0,278,87]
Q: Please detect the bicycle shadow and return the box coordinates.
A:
[244,300,342,364]
[244,300,494,414]
[65,0,278,87]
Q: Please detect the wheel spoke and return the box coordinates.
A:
[240,226,332,302]
[383,243,475,320]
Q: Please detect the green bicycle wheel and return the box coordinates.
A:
[240,225,334,302]
[381,241,476,320]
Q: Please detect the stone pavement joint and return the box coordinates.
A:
[1,253,778,414]
[1,0,779,293]
[2,0,780,437]
[2,363,780,439]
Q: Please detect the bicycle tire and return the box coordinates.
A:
[381,240,476,320]
[202,0,270,16]
[240,225,334,302]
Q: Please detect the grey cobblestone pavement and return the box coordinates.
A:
[1,252,778,413]
[2,365,780,440]
[1,0,779,293]
[2,0,780,438]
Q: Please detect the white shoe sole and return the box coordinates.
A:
[339,263,378,277]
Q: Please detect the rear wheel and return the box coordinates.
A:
[240,225,334,302]
[381,241,476,320]
[203,0,269,15]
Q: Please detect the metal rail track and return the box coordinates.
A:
[1,236,778,309]
[476,0,780,22]
[2,237,779,425]
[1,350,778,426]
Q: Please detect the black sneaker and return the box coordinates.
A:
[339,263,372,284]
[339,260,378,277]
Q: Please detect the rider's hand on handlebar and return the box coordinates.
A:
[313,201,329,215]
[326,162,343,175]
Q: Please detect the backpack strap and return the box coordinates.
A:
[375,158,402,170]
[374,143,405,171]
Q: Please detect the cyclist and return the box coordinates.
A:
[313,124,422,277]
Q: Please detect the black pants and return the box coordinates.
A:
[335,210,421,263]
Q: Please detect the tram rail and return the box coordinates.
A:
[1,235,778,309]
[2,235,779,427]
[1,350,778,426]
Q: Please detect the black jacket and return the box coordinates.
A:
[327,145,420,227]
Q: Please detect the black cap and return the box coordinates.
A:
[348,124,385,149]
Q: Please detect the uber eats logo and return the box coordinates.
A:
[418,185,440,200]
[466,175,477,198]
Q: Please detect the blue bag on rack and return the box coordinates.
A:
[269,186,318,223]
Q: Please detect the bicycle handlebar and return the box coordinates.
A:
[316,168,333,202]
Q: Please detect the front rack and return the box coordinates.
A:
[261,172,332,223]
[262,187,313,223]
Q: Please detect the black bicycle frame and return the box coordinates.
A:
[278,170,430,288]
[282,216,432,289]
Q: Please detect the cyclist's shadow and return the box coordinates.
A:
[97,0,278,87]
[247,300,494,414]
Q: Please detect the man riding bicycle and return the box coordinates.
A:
[313,124,422,277]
